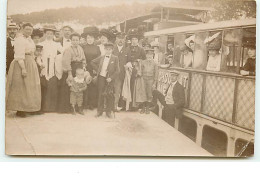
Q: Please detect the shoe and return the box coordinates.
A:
[145,107,150,114]
[95,112,103,118]
[140,107,145,114]
[16,111,26,117]
[78,106,84,115]
[71,106,76,115]
[149,105,156,111]
[106,112,112,118]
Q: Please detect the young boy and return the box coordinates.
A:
[67,68,88,115]
[91,42,120,118]
[140,48,158,114]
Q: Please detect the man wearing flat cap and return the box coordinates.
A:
[151,70,185,126]
[6,23,19,74]
[91,42,120,118]
[112,32,128,111]
[240,38,256,76]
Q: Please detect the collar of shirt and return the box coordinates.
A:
[74,77,85,83]
[117,45,123,51]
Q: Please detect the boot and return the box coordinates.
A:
[71,106,76,115]
[145,106,150,114]
[16,111,26,117]
[106,111,112,118]
[78,106,84,115]
[140,104,145,114]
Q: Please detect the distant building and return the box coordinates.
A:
[117,5,213,33]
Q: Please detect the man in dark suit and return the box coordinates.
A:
[112,32,128,111]
[6,23,19,74]
[151,70,185,126]
[91,42,120,118]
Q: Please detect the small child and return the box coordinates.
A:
[140,48,158,114]
[67,68,89,115]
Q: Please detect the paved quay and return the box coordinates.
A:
[5,110,211,156]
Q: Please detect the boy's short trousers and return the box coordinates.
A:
[70,91,84,106]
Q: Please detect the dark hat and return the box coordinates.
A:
[205,32,222,50]
[70,32,81,39]
[43,25,57,33]
[179,44,189,52]
[127,28,141,40]
[62,25,73,31]
[22,22,33,29]
[242,37,256,49]
[31,28,43,38]
[116,31,126,38]
[104,42,114,48]
[81,26,99,38]
[169,70,180,75]
[99,28,114,40]
[36,45,43,50]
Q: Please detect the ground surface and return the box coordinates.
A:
[5,110,211,156]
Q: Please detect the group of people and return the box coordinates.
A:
[6,22,186,121]
[164,32,256,76]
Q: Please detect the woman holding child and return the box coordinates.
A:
[59,32,87,113]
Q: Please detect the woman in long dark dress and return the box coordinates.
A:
[6,23,41,117]
[37,25,63,112]
[81,26,101,109]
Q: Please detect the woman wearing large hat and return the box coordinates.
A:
[98,28,115,55]
[37,24,63,112]
[6,23,41,117]
[122,28,146,111]
[81,26,101,110]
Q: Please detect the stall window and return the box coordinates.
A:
[173,33,186,67]
[179,34,194,68]
[204,31,223,72]
[165,35,174,64]
[192,32,208,70]
[240,27,256,76]
[222,29,243,73]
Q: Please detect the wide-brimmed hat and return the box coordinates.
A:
[70,32,81,39]
[43,25,57,33]
[7,23,19,29]
[31,28,43,38]
[205,32,222,50]
[116,31,126,38]
[179,44,190,52]
[99,28,114,40]
[81,26,99,38]
[242,37,256,49]
[127,28,141,40]
[62,25,73,32]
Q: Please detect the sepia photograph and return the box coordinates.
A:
[5,0,256,157]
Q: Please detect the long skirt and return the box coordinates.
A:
[6,55,41,112]
[41,76,59,112]
[57,61,83,113]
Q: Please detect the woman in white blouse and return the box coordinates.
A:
[6,23,41,117]
[37,25,63,112]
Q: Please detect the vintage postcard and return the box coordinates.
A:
[5,0,256,157]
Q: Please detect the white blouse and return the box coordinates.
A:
[14,35,35,60]
[206,54,221,72]
[98,44,105,56]
[38,40,63,80]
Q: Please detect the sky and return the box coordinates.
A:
[7,0,174,15]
